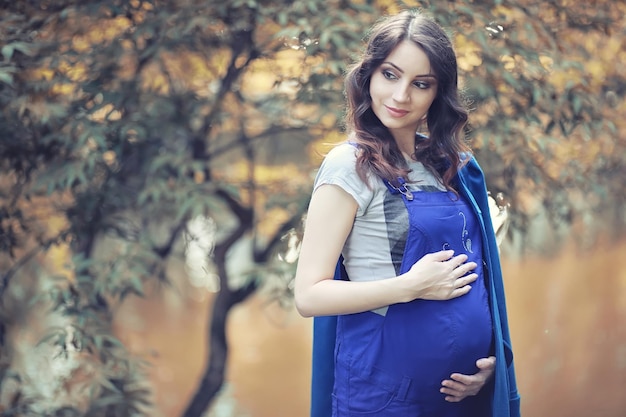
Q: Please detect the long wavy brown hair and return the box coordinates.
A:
[344,10,470,190]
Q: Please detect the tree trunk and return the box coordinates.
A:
[182,281,257,417]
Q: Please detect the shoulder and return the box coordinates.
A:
[315,142,360,182]
[314,142,376,215]
[323,142,359,165]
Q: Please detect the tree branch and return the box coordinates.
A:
[0,233,66,299]
[253,199,308,263]
[182,188,255,417]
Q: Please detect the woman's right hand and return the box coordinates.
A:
[400,250,478,301]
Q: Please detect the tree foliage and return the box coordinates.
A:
[0,0,624,415]
[413,0,626,250]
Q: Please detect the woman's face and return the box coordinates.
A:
[369,40,438,145]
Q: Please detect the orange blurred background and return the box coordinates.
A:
[114,238,626,417]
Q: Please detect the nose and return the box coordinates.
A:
[392,83,410,103]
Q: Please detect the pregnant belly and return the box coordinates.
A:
[340,291,493,405]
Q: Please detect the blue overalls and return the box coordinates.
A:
[311,159,521,417]
[331,183,494,416]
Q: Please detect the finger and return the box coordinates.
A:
[440,388,463,399]
[428,250,455,262]
[440,387,465,400]
[457,261,478,275]
[450,285,472,298]
[441,379,468,392]
[444,395,464,403]
[476,356,496,369]
[442,388,477,402]
[458,272,478,285]
[440,384,470,402]
[441,379,480,401]
[449,373,479,385]
[448,254,468,268]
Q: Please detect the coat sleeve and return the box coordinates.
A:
[310,258,345,417]
[310,315,336,417]
[460,158,521,417]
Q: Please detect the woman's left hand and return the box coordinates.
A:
[440,356,496,402]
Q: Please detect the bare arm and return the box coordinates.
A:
[294,184,478,317]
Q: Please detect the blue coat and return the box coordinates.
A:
[310,157,521,417]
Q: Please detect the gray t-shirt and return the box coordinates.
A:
[313,142,445,287]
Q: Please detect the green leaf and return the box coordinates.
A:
[1,41,35,61]
[129,276,144,296]
[572,95,582,115]
[37,327,66,347]
[0,69,14,85]
[277,10,288,26]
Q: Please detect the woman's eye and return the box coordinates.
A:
[382,70,397,80]
[413,81,430,89]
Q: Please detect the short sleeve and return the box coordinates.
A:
[313,143,374,217]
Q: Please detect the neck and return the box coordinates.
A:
[394,134,416,159]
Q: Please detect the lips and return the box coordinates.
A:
[385,105,409,117]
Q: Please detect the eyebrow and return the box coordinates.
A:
[383,61,437,79]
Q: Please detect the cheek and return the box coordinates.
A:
[420,93,437,110]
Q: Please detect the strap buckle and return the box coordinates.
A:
[384,177,414,201]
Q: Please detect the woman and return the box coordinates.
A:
[294,10,520,417]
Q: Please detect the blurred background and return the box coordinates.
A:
[0,0,624,416]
